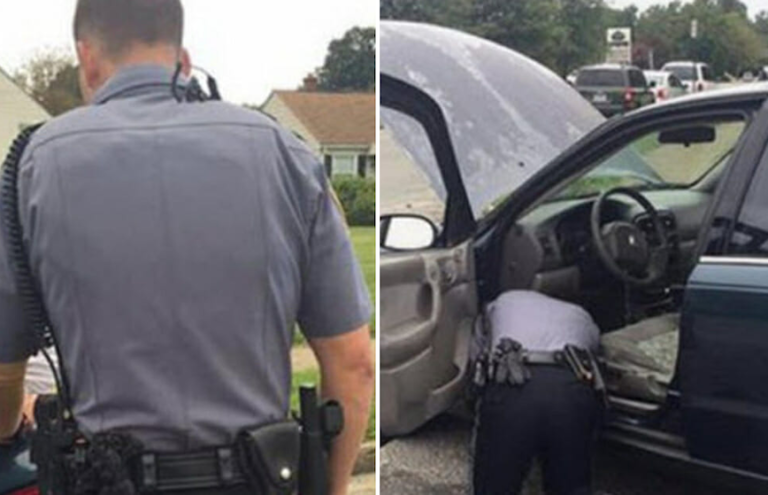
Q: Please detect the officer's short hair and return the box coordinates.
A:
[74,0,184,59]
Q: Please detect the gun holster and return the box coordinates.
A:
[235,421,301,495]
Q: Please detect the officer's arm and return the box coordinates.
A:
[309,325,374,495]
[0,360,27,440]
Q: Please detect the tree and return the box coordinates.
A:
[756,11,768,38]
[717,0,748,17]
[556,0,608,76]
[381,0,471,27]
[378,0,768,79]
[380,0,431,21]
[13,49,83,116]
[470,0,566,73]
[630,1,768,76]
[317,27,376,92]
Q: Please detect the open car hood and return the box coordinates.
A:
[381,21,605,219]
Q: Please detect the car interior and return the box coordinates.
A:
[492,117,747,417]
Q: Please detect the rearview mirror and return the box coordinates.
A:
[658,126,716,147]
[381,214,438,251]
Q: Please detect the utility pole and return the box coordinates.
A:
[690,18,698,60]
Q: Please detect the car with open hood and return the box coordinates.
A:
[381,20,768,491]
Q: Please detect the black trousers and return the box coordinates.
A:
[473,366,600,495]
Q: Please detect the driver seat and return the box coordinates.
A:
[599,313,680,403]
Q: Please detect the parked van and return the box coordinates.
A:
[661,61,715,93]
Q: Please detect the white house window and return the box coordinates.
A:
[331,154,357,176]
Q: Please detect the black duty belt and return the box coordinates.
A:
[522,350,563,366]
[137,448,246,491]
[479,339,606,394]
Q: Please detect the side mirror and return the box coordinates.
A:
[649,80,657,88]
[381,214,438,251]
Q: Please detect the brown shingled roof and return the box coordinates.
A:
[273,91,375,146]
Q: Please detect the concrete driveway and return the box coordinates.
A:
[381,416,731,495]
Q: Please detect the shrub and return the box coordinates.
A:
[332,176,375,226]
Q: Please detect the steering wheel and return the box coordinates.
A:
[590,187,669,287]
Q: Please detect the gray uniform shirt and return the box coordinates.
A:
[0,65,371,451]
[487,291,599,352]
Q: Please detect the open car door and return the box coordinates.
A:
[379,21,603,437]
[380,240,477,437]
[678,101,768,475]
[380,74,478,436]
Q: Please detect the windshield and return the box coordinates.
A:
[381,22,603,220]
[576,69,624,87]
[664,65,696,81]
[554,121,746,200]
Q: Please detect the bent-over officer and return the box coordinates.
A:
[473,291,603,495]
[0,1,374,494]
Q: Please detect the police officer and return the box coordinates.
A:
[0,1,374,494]
[473,291,602,495]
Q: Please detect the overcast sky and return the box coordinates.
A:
[607,0,766,17]
[0,1,377,105]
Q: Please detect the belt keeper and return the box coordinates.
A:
[141,453,158,489]
[217,447,235,485]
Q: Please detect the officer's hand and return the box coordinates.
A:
[22,395,36,426]
[309,326,374,495]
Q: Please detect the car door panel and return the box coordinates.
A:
[680,259,768,474]
[381,242,477,437]
[679,101,768,474]
[380,255,441,367]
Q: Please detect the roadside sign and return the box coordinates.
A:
[606,28,632,65]
[691,19,698,39]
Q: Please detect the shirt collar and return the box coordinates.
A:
[92,64,186,105]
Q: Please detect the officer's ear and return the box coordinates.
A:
[180,49,192,77]
[76,40,101,103]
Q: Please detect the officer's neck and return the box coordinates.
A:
[90,44,180,98]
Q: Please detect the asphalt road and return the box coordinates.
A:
[381,416,732,495]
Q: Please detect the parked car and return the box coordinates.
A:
[574,63,655,116]
[741,68,768,83]
[644,70,687,101]
[741,70,757,83]
[382,20,768,492]
[566,69,579,85]
[661,60,715,93]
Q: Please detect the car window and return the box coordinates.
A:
[728,145,768,256]
[669,75,683,87]
[576,69,624,86]
[628,70,647,88]
[701,65,714,81]
[553,119,746,200]
[380,107,446,226]
[664,65,695,81]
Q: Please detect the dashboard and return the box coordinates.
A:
[498,189,711,299]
